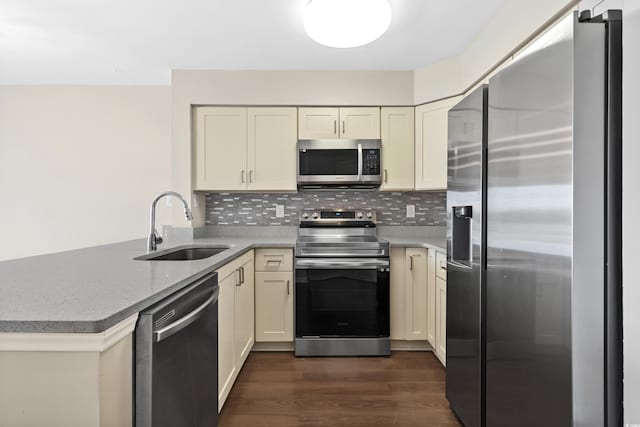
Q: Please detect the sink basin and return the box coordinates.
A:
[136,245,230,261]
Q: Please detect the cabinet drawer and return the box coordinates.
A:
[255,249,293,272]
[436,251,447,280]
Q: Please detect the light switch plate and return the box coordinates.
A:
[406,204,415,218]
[275,204,285,218]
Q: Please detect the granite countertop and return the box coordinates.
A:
[0,236,295,333]
[0,227,445,334]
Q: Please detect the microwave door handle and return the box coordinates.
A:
[357,143,363,181]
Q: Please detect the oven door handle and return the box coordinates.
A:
[295,258,389,269]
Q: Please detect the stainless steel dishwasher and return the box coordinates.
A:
[135,272,218,427]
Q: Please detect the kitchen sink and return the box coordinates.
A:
[136,245,231,261]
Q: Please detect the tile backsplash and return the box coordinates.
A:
[204,191,446,226]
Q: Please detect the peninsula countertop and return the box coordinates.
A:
[0,229,445,334]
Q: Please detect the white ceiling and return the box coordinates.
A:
[0,0,507,85]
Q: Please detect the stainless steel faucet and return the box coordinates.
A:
[148,191,193,252]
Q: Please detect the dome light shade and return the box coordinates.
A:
[303,0,392,48]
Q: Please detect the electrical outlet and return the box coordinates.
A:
[193,196,199,208]
[406,204,415,218]
[165,197,172,207]
[275,204,285,218]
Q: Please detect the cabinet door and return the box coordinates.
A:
[247,108,297,191]
[415,97,462,190]
[405,248,428,340]
[389,248,406,340]
[298,107,339,139]
[217,266,238,409]
[339,107,380,139]
[255,272,293,342]
[426,249,437,347]
[195,107,247,191]
[435,276,447,366]
[235,252,255,365]
[380,107,414,191]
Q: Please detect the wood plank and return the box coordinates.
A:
[219,352,461,427]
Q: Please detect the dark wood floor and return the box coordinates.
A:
[219,351,461,427]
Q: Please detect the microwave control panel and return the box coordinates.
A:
[362,149,381,175]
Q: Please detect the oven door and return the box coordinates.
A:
[295,258,390,338]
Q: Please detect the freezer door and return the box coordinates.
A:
[486,12,607,427]
[446,85,487,427]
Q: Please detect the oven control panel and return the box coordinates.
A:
[300,209,377,225]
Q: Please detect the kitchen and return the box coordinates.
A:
[0,1,638,426]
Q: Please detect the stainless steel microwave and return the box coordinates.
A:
[296,139,382,189]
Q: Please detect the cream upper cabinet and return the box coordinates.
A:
[195,107,297,191]
[255,249,294,343]
[426,249,437,347]
[298,107,339,139]
[247,107,297,191]
[435,274,447,366]
[380,107,415,191]
[339,107,381,139]
[405,248,428,340]
[415,96,463,190]
[298,107,380,139]
[195,107,247,191]
[390,248,407,340]
[216,250,255,410]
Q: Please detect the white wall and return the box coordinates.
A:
[413,0,578,104]
[622,2,640,423]
[0,86,172,260]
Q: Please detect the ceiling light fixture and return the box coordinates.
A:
[303,0,392,48]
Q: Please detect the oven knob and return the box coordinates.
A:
[302,212,309,219]
[366,212,373,219]
[356,211,363,219]
[312,212,319,219]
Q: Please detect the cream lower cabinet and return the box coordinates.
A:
[434,251,447,366]
[426,249,437,347]
[435,276,447,366]
[389,247,428,341]
[415,96,463,190]
[255,249,294,342]
[217,250,255,410]
[255,272,293,342]
[195,107,297,191]
[380,107,415,191]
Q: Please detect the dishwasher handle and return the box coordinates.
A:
[154,287,218,343]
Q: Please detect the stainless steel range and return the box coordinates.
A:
[294,209,390,357]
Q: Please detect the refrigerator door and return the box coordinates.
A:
[486,13,607,427]
[446,85,487,427]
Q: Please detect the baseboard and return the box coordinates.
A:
[251,340,432,352]
[251,341,294,352]
[391,340,432,351]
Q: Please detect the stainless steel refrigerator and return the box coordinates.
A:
[446,10,622,427]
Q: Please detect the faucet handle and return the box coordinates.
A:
[154,230,163,245]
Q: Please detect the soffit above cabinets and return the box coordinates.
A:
[0,0,506,85]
